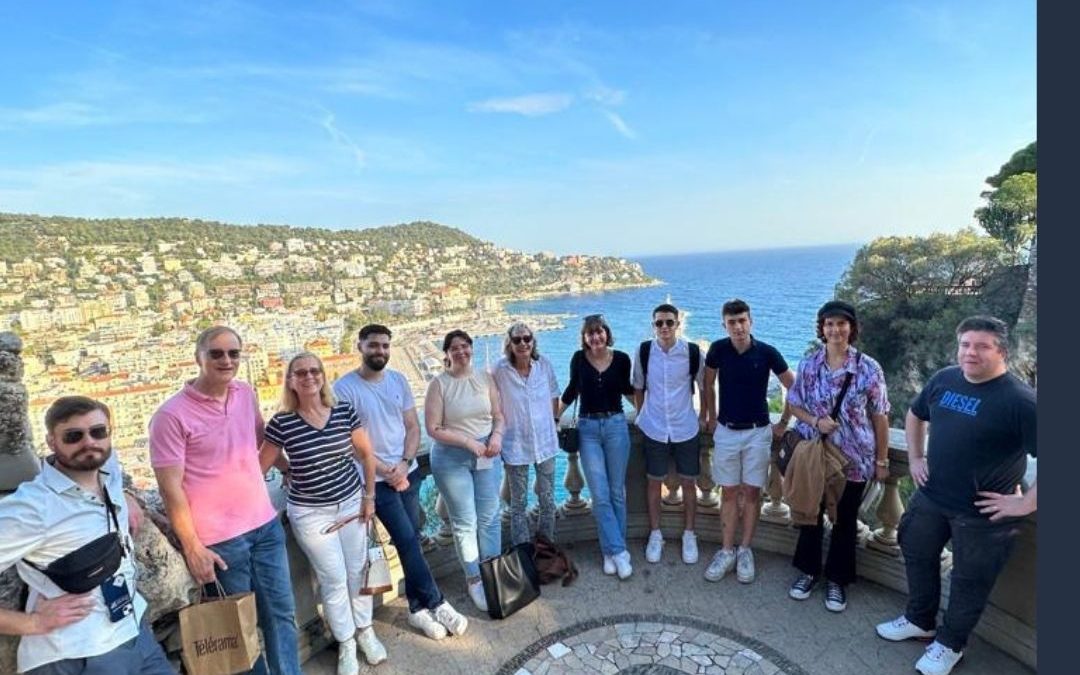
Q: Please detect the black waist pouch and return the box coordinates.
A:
[33,531,124,594]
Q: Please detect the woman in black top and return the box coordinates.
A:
[559,314,636,579]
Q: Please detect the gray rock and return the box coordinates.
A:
[0,566,26,675]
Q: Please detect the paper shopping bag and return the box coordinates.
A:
[178,585,261,675]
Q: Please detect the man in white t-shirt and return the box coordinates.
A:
[332,324,467,641]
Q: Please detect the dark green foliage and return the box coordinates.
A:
[834,230,1025,423]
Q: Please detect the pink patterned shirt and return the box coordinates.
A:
[787,346,890,481]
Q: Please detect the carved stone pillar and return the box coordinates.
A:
[868,475,904,556]
[696,442,719,508]
[760,457,791,524]
[661,469,683,508]
[561,450,589,514]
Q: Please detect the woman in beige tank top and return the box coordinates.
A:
[424,330,506,613]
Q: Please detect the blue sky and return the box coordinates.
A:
[0,1,1035,256]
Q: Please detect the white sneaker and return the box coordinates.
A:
[645,530,664,563]
[356,627,387,666]
[682,531,699,564]
[407,609,448,640]
[613,550,633,579]
[467,579,488,612]
[915,641,963,675]
[876,615,937,642]
[336,638,360,675]
[602,554,616,575]
[432,601,468,636]
[704,548,736,582]
[735,546,755,583]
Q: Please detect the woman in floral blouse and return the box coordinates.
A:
[784,300,891,614]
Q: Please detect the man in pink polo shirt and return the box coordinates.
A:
[150,326,300,675]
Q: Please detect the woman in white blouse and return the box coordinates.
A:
[491,322,560,546]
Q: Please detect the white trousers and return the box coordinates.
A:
[286,493,373,642]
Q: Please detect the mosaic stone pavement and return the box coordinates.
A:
[499,614,808,675]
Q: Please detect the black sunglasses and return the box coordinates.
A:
[60,424,110,445]
[510,335,533,345]
[290,367,323,378]
[653,319,677,328]
[207,348,242,360]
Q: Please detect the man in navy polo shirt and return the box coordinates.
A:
[702,299,794,584]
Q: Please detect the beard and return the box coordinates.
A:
[363,353,388,371]
[54,445,112,472]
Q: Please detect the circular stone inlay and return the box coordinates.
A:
[498,613,809,675]
[619,665,684,674]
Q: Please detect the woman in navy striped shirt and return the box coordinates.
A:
[259,352,385,674]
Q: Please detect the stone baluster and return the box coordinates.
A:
[868,474,904,556]
[661,469,684,508]
[561,450,589,514]
[696,441,719,508]
[759,456,791,524]
[434,489,455,545]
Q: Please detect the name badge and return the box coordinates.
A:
[101,573,134,623]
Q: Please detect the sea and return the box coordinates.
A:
[416,243,860,530]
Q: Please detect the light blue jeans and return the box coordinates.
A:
[430,439,503,579]
[577,413,630,556]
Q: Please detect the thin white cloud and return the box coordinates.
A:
[318,111,367,167]
[468,93,573,116]
[602,111,637,140]
[0,101,207,129]
[584,85,626,106]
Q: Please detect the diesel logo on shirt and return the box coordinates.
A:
[939,391,981,416]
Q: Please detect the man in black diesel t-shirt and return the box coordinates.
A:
[875,316,1036,675]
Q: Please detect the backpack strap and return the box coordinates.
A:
[638,340,651,390]
[688,342,700,395]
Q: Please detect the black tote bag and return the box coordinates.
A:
[479,543,540,619]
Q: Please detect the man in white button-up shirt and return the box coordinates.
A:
[0,396,173,675]
[632,303,706,567]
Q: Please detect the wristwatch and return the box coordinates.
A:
[875,459,890,468]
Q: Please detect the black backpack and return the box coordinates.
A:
[639,340,701,395]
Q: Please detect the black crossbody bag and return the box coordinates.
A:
[28,482,125,594]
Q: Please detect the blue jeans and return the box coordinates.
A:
[374,468,445,613]
[577,413,630,556]
[898,490,1021,651]
[430,441,503,579]
[208,516,301,675]
[25,615,172,675]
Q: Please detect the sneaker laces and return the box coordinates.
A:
[925,642,948,661]
[793,574,814,591]
[826,583,845,603]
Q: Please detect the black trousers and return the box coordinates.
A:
[792,479,866,585]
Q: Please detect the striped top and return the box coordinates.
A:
[264,401,365,506]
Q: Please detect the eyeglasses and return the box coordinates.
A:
[60,424,110,444]
[290,367,323,378]
[510,335,533,345]
[653,319,677,328]
[206,348,242,360]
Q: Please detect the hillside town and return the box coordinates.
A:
[0,215,657,485]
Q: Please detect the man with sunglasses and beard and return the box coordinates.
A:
[332,324,467,641]
[0,396,173,674]
[633,303,707,567]
[150,326,301,675]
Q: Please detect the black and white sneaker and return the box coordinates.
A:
[824,581,848,612]
[788,574,816,600]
